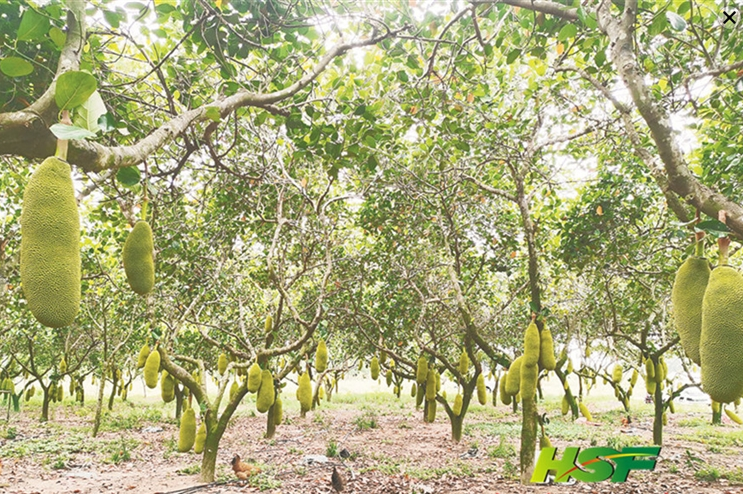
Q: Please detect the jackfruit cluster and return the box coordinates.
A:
[256,370,275,413]
[20,156,81,328]
[671,257,710,365]
[123,220,155,295]
[315,340,328,373]
[143,348,161,389]
[178,407,196,452]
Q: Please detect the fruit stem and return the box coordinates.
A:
[694,231,705,257]
[718,210,730,265]
[55,110,71,160]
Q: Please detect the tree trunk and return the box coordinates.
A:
[107,377,117,411]
[653,379,664,445]
[520,393,538,483]
[92,370,107,437]
[174,384,184,420]
[712,407,722,425]
[200,423,223,483]
[40,388,50,422]
[450,413,464,442]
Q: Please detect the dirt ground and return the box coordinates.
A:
[2,384,743,494]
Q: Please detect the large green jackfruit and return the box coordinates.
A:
[265,314,273,333]
[370,356,380,381]
[579,402,593,422]
[194,422,207,454]
[411,383,417,398]
[499,374,511,405]
[256,370,275,413]
[274,395,283,426]
[540,434,553,449]
[247,362,262,393]
[217,353,228,376]
[520,363,538,400]
[297,372,312,412]
[178,407,196,452]
[538,325,556,371]
[20,156,81,328]
[645,358,655,380]
[453,393,463,416]
[458,349,469,376]
[672,257,710,365]
[427,398,437,422]
[416,356,428,384]
[657,358,667,382]
[315,340,328,373]
[229,380,239,402]
[700,265,743,403]
[523,321,540,367]
[59,357,67,374]
[122,220,155,295]
[415,381,425,408]
[161,371,175,403]
[630,369,639,387]
[385,369,393,387]
[726,408,743,425]
[143,349,160,389]
[136,344,149,369]
[561,395,569,415]
[426,366,437,401]
[477,374,487,405]
[505,356,523,396]
[612,364,623,384]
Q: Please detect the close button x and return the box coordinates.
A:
[723,10,736,24]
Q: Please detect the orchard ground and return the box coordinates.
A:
[2,373,743,494]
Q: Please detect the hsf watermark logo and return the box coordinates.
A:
[531,446,661,484]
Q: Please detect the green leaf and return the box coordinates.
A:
[666,11,687,31]
[0,57,33,77]
[48,27,66,49]
[557,24,578,41]
[695,219,730,236]
[73,91,107,133]
[17,8,49,41]
[506,49,521,65]
[55,71,97,110]
[116,167,141,187]
[97,114,116,133]
[353,104,366,116]
[205,106,221,122]
[49,123,97,140]
[396,70,409,82]
[103,10,122,28]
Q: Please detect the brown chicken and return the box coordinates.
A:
[331,466,345,492]
[231,454,261,480]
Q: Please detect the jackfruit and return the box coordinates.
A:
[411,383,417,398]
[247,362,262,393]
[612,364,623,384]
[700,264,743,402]
[566,359,573,374]
[668,399,675,413]
[297,372,312,412]
[122,220,155,295]
[646,378,656,395]
[178,407,196,452]
[713,400,721,414]
[426,367,437,400]
[540,434,553,449]
[662,412,668,426]
[505,356,523,396]
[416,382,425,408]
[561,395,569,415]
[161,371,175,403]
[217,353,228,376]
[143,349,160,389]
[441,390,447,400]
[265,314,273,333]
[630,369,639,387]
[393,385,399,395]
[20,156,81,328]
[671,257,710,365]
[57,384,63,401]
[136,344,149,369]
[274,395,283,426]
[453,393,463,416]
[59,357,67,374]
[523,321,540,367]
[315,340,328,373]
[725,408,743,425]
[370,357,380,380]
[458,349,469,376]
[539,325,556,371]
[579,402,592,422]
[736,397,741,407]
[229,380,239,402]
[427,398,437,422]
[380,351,387,367]
[416,356,428,384]
[435,368,441,392]
[318,386,325,400]
[477,374,487,405]
[386,369,393,387]
[194,422,207,454]
[645,358,655,380]
[520,363,538,400]
[658,358,667,382]
[256,370,275,413]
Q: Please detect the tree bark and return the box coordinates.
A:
[92,369,106,437]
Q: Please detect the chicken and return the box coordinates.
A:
[331,466,345,492]
[231,454,261,480]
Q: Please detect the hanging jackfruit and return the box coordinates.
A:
[265,314,273,334]
[416,356,428,384]
[386,369,393,387]
[247,362,262,393]
[701,265,743,403]
[645,358,655,380]
[416,382,425,408]
[136,344,149,369]
[123,220,155,295]
[657,358,668,382]
[540,434,553,449]
[477,374,487,405]
[505,356,523,396]
[143,349,161,389]
[229,380,239,402]
[315,340,328,373]
[194,422,207,454]
[297,372,312,412]
[668,399,675,414]
[646,377,657,395]
[458,349,469,376]
[274,395,283,426]
[561,395,569,415]
[523,321,540,367]
[411,383,417,398]
[57,384,63,401]
[672,256,710,365]
[662,412,668,426]
[178,407,196,452]
[453,393,463,416]
[20,156,81,328]
[612,364,623,384]
[435,368,441,392]
[538,324,556,371]
[630,369,639,387]
[59,357,67,374]
[427,398,437,422]
[217,353,228,376]
[566,359,574,374]
[725,408,743,425]
[579,402,593,422]
[256,370,275,413]
[370,357,380,380]
[520,363,538,400]
[426,366,437,401]
[161,371,175,403]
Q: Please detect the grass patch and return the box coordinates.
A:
[487,436,515,459]
[354,409,379,430]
